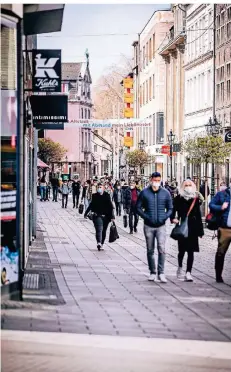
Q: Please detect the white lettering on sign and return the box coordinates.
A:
[35,79,58,89]
[34,54,59,79]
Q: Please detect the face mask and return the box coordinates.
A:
[97,188,103,194]
[152,182,160,188]
[185,186,192,193]
[117,187,121,190]
[130,186,135,189]
[220,186,227,191]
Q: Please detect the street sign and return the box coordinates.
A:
[124,107,134,118]
[30,95,68,127]
[32,49,61,92]
[225,130,231,143]
[173,143,181,152]
[123,78,133,89]
[124,136,133,147]
[161,145,170,154]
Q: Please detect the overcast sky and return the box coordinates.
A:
[38,4,170,85]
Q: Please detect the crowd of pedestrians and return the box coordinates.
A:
[37,172,230,284]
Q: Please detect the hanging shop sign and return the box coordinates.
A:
[30,95,68,128]
[123,77,133,89]
[32,49,61,92]
[124,92,134,104]
[225,130,231,143]
[124,107,134,118]
[124,136,134,148]
[173,143,181,152]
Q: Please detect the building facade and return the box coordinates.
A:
[45,58,95,181]
[159,5,186,183]
[132,10,174,179]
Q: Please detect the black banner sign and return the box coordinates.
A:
[32,49,61,92]
[30,95,68,126]
[225,130,231,143]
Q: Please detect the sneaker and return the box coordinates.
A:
[97,244,101,251]
[177,267,183,279]
[101,245,104,251]
[148,274,156,281]
[184,272,193,282]
[158,274,167,283]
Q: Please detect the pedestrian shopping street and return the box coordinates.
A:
[2,198,231,341]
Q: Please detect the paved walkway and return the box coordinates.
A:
[2,199,231,342]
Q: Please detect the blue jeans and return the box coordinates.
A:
[40,186,47,201]
[144,224,166,275]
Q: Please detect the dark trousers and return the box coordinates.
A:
[129,205,139,232]
[115,202,122,216]
[93,215,110,245]
[73,193,80,208]
[52,186,58,201]
[178,245,194,273]
[62,194,68,208]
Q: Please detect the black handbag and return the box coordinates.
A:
[78,203,84,214]
[109,222,119,243]
[170,197,197,241]
[123,214,128,228]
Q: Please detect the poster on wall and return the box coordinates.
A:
[1,90,18,287]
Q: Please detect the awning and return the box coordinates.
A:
[37,158,50,168]
[23,4,65,35]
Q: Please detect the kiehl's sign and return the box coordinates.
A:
[32,49,61,92]
[30,95,68,125]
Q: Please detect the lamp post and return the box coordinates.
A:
[167,129,176,182]
[205,116,220,198]
[138,140,146,178]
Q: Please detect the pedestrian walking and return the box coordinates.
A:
[124,181,140,234]
[84,183,114,251]
[104,182,113,200]
[171,180,204,282]
[91,179,98,195]
[209,180,231,283]
[51,176,59,202]
[113,183,123,216]
[72,176,81,208]
[39,175,47,202]
[165,180,178,200]
[61,179,70,208]
[219,181,227,191]
[82,180,92,211]
[136,172,173,283]
[199,180,210,199]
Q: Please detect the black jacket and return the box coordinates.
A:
[85,192,114,219]
[136,186,173,227]
[113,189,123,203]
[72,181,81,194]
[171,195,204,238]
[124,187,140,211]
[51,178,59,187]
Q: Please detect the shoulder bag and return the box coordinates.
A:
[170,197,197,241]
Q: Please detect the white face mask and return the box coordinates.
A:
[152,181,160,188]
[220,185,227,191]
[185,186,193,193]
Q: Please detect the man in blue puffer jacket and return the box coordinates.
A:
[209,185,231,283]
[136,172,173,283]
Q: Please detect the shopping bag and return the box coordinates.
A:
[123,214,128,228]
[170,217,189,240]
[109,222,119,243]
[206,212,219,230]
[78,203,84,214]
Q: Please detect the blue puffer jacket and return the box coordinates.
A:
[136,186,173,227]
[209,188,231,228]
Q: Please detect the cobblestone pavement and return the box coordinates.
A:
[1,199,231,342]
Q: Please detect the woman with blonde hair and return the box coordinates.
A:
[171,179,204,282]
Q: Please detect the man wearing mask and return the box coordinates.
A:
[84,183,114,251]
[209,179,231,283]
[113,183,123,216]
[136,172,173,283]
[124,181,140,234]
[72,176,81,208]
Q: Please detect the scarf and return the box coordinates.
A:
[179,188,196,201]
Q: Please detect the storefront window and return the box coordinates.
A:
[1,18,18,287]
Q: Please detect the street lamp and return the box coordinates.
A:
[205,116,221,197]
[138,139,146,151]
[167,129,176,182]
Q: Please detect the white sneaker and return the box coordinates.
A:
[158,274,167,283]
[148,274,156,281]
[177,267,183,279]
[184,272,193,282]
[101,245,104,251]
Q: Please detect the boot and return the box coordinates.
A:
[215,253,225,283]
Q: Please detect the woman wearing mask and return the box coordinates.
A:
[171,179,204,282]
[81,180,92,211]
[84,183,115,251]
[104,182,113,200]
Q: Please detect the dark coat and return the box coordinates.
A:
[136,186,173,228]
[124,187,140,211]
[72,181,81,194]
[209,188,231,228]
[113,189,123,204]
[171,195,204,252]
[85,192,114,219]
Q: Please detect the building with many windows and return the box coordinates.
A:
[159,4,186,183]
[132,10,173,178]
